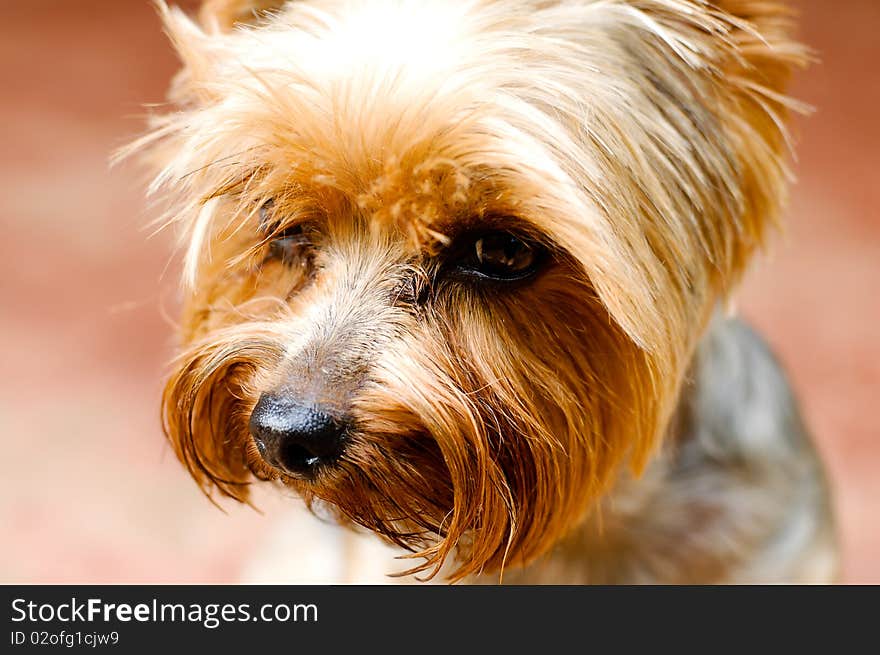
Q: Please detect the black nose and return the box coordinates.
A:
[249,394,348,476]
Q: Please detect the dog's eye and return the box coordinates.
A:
[267,224,311,265]
[259,201,315,266]
[455,232,544,281]
[259,200,274,229]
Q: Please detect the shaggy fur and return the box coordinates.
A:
[128,0,837,582]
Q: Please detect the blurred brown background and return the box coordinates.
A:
[0,0,877,583]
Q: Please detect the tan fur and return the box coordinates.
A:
[127,1,827,582]
[199,0,283,29]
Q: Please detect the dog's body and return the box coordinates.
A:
[132,0,838,583]
[502,315,837,583]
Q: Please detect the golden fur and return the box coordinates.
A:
[126,0,817,582]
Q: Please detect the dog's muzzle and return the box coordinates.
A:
[249,393,349,476]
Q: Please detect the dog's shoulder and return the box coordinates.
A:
[664,313,839,582]
[687,313,811,463]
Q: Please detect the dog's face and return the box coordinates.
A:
[137,0,804,580]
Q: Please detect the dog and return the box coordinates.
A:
[129,0,838,583]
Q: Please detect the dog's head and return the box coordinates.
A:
[135,0,805,580]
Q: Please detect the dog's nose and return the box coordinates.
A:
[249,393,348,476]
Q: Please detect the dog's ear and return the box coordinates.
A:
[571,0,808,349]
[199,0,286,31]
[710,0,811,273]
[151,1,286,104]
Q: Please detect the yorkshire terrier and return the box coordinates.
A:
[130,0,838,583]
